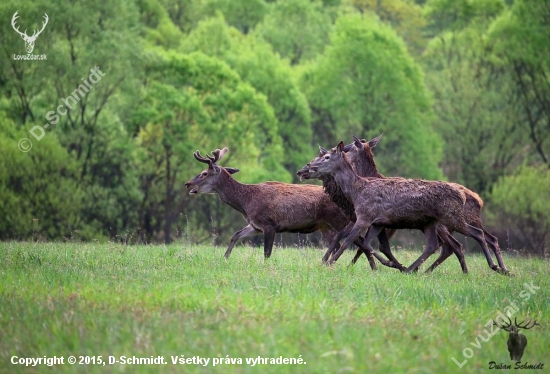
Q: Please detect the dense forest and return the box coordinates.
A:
[0,0,548,255]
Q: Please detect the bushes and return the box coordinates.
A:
[490,165,550,256]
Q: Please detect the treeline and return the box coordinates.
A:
[0,0,548,255]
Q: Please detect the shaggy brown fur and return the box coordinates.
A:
[346,137,507,274]
[305,142,499,272]
[297,147,404,270]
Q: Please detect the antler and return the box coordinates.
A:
[193,150,212,165]
[194,147,229,166]
[211,147,228,164]
[11,11,27,38]
[30,13,49,39]
[494,316,513,331]
[515,318,540,330]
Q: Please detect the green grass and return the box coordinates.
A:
[0,242,548,373]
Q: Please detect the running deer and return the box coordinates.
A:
[303,142,497,272]
[298,135,465,272]
[185,147,396,267]
[493,317,540,361]
[344,135,508,273]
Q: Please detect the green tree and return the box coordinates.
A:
[183,16,312,176]
[0,0,144,240]
[302,12,442,179]
[131,50,290,243]
[198,0,268,34]
[490,165,550,255]
[421,0,517,194]
[488,0,550,166]
[350,0,428,54]
[254,0,332,65]
[0,113,84,240]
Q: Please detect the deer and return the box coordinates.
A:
[184,147,399,268]
[297,141,406,271]
[493,317,540,361]
[298,135,466,273]
[343,135,508,274]
[302,141,498,273]
[11,11,49,54]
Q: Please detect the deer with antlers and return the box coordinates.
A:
[185,147,399,267]
[11,11,49,54]
[493,317,540,361]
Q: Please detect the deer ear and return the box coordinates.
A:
[368,134,383,148]
[319,145,328,155]
[353,135,364,150]
[224,167,239,174]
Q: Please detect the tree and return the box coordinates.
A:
[487,0,550,166]
[198,0,268,34]
[0,0,144,240]
[0,112,84,240]
[254,0,332,65]
[350,0,428,55]
[490,165,550,255]
[302,12,443,179]
[421,0,518,194]
[183,16,313,177]
[131,50,290,243]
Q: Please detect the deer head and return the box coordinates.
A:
[185,147,239,194]
[12,11,49,54]
[306,141,348,178]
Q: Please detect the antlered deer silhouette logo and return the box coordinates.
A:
[493,317,540,361]
[11,11,49,54]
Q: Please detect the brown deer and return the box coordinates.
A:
[493,317,540,361]
[303,142,497,271]
[185,147,397,267]
[345,135,508,274]
[298,135,466,273]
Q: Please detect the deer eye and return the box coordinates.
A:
[201,172,207,177]
[324,155,330,160]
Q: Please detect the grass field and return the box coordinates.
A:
[0,242,548,373]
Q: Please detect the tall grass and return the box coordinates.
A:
[1,242,548,373]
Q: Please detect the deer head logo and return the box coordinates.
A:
[11,11,49,54]
[493,317,540,361]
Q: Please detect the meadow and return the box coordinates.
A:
[0,241,548,373]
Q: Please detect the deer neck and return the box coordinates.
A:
[331,159,362,202]
[355,150,384,179]
[214,171,250,214]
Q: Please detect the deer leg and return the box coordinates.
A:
[483,228,509,274]
[224,224,261,259]
[350,229,401,270]
[350,237,378,270]
[406,223,439,273]
[460,224,503,274]
[263,228,276,259]
[425,226,468,274]
[373,228,407,272]
[322,222,353,264]
[329,221,372,264]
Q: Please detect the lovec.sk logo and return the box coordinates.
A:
[11,11,48,60]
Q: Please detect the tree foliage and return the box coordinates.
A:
[303,13,442,179]
[490,165,550,255]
